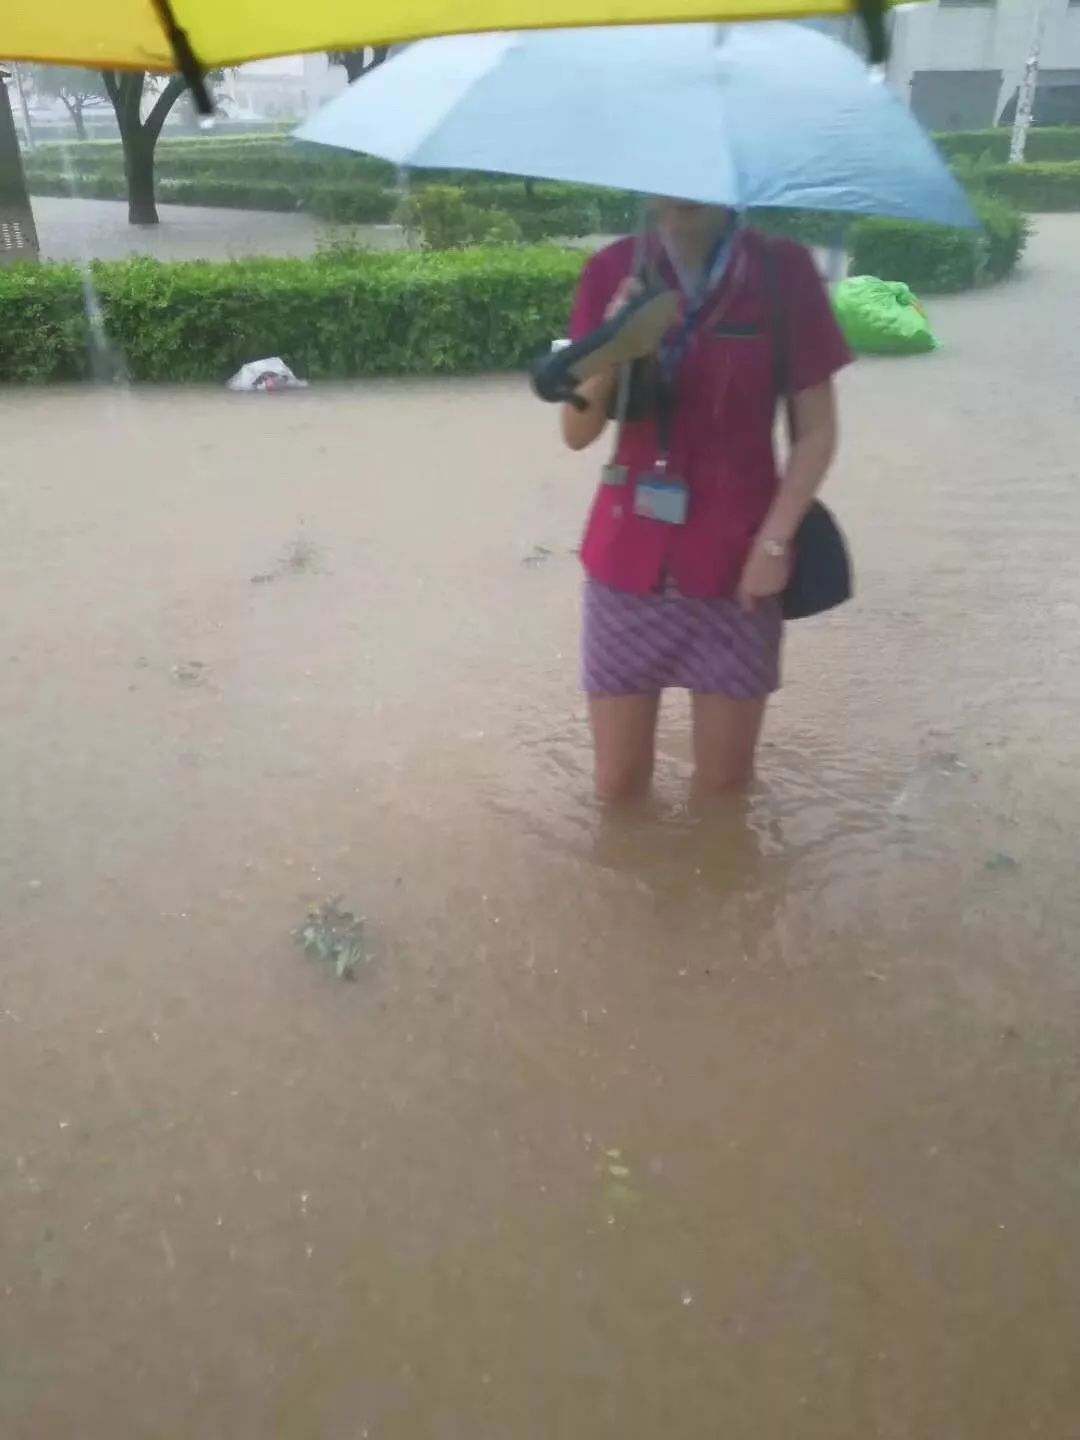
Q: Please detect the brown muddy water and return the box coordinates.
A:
[2,218,1080,1438]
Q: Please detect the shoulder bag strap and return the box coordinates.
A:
[762,239,798,447]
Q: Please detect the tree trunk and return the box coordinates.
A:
[102,70,188,227]
[60,95,88,142]
[1009,4,1044,165]
[125,133,158,225]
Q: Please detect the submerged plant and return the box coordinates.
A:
[293,897,366,981]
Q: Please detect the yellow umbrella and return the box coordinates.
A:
[5,0,904,83]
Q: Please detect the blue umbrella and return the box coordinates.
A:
[297,23,977,229]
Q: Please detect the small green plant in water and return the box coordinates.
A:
[601,1147,637,1214]
[293,897,366,981]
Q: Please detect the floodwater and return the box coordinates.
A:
[2,218,1080,1438]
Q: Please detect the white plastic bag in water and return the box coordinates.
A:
[227,357,309,392]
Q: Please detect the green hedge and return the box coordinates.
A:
[32,130,291,160]
[750,209,848,247]
[25,127,1054,248]
[934,126,1080,164]
[30,147,396,188]
[23,145,868,247]
[0,196,1028,386]
[27,153,128,179]
[0,247,585,384]
[26,169,128,202]
[26,166,400,220]
[306,181,399,223]
[980,159,1080,210]
[850,195,1028,293]
[160,178,305,212]
[27,167,306,212]
[30,137,399,186]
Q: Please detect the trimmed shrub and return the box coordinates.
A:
[976,195,1032,277]
[26,152,127,179]
[850,195,1028,293]
[934,126,1080,164]
[32,129,291,160]
[306,181,399,224]
[394,186,524,248]
[0,247,585,384]
[158,178,302,210]
[25,164,399,221]
[28,138,398,187]
[980,159,1080,210]
[26,167,307,211]
[750,209,847,247]
[156,143,397,186]
[463,181,635,236]
[25,168,127,201]
[511,203,597,241]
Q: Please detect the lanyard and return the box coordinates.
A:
[654,217,742,465]
[658,215,742,383]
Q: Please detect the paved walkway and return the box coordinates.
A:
[32,195,404,263]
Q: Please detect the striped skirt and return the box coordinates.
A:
[582,577,782,698]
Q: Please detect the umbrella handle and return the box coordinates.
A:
[150,0,214,115]
[531,354,588,409]
[855,0,889,66]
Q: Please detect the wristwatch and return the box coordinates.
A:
[759,537,789,559]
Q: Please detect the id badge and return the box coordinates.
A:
[633,472,689,526]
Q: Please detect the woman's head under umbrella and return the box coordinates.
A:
[651,200,735,254]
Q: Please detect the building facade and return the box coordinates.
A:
[887,0,1080,129]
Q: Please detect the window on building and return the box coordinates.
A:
[910,70,1002,131]
[1000,78,1080,126]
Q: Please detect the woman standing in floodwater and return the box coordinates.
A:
[561,200,850,802]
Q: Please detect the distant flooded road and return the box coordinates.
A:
[3,218,1080,1438]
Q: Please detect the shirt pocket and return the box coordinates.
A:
[695,323,776,418]
[710,321,767,340]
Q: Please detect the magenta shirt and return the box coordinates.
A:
[569,229,851,598]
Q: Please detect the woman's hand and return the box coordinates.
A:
[561,279,645,452]
[561,278,654,452]
[736,539,791,612]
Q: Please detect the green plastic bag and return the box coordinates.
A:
[832,275,940,356]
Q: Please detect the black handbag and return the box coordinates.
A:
[762,242,853,622]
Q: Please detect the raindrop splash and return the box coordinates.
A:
[58,139,129,384]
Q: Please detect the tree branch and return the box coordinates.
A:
[144,74,188,143]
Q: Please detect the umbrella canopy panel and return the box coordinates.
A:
[297,24,977,229]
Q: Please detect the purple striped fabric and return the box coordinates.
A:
[582,578,782,698]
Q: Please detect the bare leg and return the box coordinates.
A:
[691,694,768,798]
[589,693,661,804]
